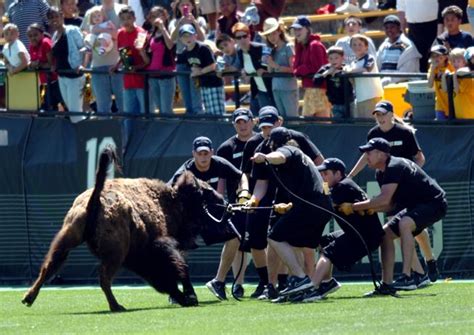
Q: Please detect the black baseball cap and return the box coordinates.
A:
[372,100,394,115]
[258,106,279,128]
[193,136,213,152]
[317,158,346,175]
[383,15,401,26]
[290,15,311,29]
[359,137,391,153]
[233,107,253,122]
[269,127,291,148]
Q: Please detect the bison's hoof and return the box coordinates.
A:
[22,292,37,307]
[110,304,126,312]
[184,294,199,307]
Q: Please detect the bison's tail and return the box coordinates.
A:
[85,146,119,238]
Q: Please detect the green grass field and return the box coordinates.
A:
[1,282,473,334]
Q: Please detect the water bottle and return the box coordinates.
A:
[216,56,226,72]
[261,46,272,67]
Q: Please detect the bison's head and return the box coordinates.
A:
[173,171,226,248]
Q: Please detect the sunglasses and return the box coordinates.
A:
[235,34,248,40]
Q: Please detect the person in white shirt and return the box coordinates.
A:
[2,23,30,76]
[376,15,422,86]
[397,0,439,72]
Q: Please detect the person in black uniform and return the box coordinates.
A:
[300,158,385,302]
[241,107,325,299]
[169,136,249,300]
[348,100,439,284]
[251,127,332,298]
[213,107,256,298]
[340,138,447,295]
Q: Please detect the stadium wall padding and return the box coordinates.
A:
[0,116,473,284]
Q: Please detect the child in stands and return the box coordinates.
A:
[428,44,455,120]
[447,47,474,119]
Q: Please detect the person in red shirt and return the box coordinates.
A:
[27,23,63,111]
[113,6,150,116]
[291,16,330,118]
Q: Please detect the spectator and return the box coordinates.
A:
[253,0,286,31]
[345,34,383,118]
[6,0,50,48]
[376,15,422,86]
[82,0,125,116]
[313,46,355,118]
[128,0,146,26]
[144,6,176,115]
[27,23,62,111]
[216,33,240,72]
[216,0,240,38]
[437,0,469,34]
[169,0,207,114]
[435,5,474,50]
[233,22,274,113]
[181,24,225,115]
[291,16,330,118]
[260,18,298,118]
[199,0,219,40]
[397,0,439,73]
[114,5,150,115]
[48,7,87,123]
[77,0,94,17]
[335,16,377,64]
[140,0,173,18]
[469,0,474,32]
[448,47,474,118]
[427,44,455,120]
[61,0,83,27]
[2,23,30,76]
[83,7,116,56]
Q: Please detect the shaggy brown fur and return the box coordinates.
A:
[22,147,224,312]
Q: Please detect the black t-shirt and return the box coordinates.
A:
[64,17,83,27]
[170,155,242,190]
[182,41,223,88]
[274,145,325,200]
[330,178,383,240]
[367,123,421,161]
[251,129,322,181]
[241,133,265,174]
[436,31,474,50]
[217,134,253,202]
[314,64,354,105]
[376,156,446,210]
[52,33,81,79]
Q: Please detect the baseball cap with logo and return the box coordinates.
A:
[258,106,279,128]
[372,100,394,115]
[233,107,253,122]
[317,158,346,175]
[290,15,311,29]
[193,136,213,152]
[358,137,391,153]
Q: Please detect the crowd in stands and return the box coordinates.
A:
[0,0,473,120]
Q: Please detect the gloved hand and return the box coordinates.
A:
[237,189,251,204]
[338,202,354,216]
[366,208,376,215]
[244,195,259,208]
[273,202,293,215]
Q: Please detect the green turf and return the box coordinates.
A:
[1,282,473,334]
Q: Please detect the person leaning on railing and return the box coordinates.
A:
[2,23,30,76]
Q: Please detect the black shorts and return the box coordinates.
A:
[242,207,272,250]
[321,230,383,272]
[387,199,448,237]
[268,197,332,249]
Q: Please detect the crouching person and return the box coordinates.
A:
[251,127,332,300]
[300,158,385,302]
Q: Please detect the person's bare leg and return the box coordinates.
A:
[381,225,397,284]
[267,244,281,286]
[232,250,247,285]
[268,240,306,277]
[411,248,425,274]
[415,229,435,261]
[311,255,333,288]
[399,217,417,276]
[303,247,316,277]
[215,238,239,282]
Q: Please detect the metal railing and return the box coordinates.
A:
[1,66,474,124]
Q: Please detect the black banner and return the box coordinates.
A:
[0,116,473,283]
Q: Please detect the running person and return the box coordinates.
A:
[169,136,249,300]
[300,158,385,302]
[348,100,439,283]
[251,127,332,299]
[341,138,447,295]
